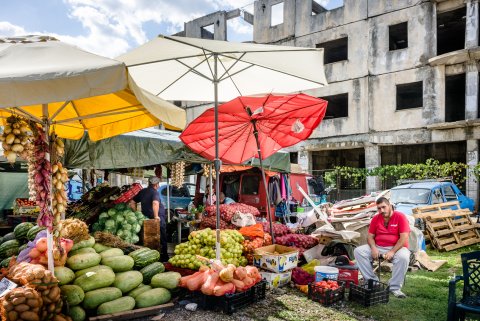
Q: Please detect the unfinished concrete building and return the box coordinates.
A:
[180,0,480,202]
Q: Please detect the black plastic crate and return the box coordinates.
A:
[308,281,345,306]
[197,280,267,315]
[349,279,390,307]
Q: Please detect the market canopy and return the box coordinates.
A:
[117,35,327,102]
[62,128,291,172]
[0,35,186,140]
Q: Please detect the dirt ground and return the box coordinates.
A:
[158,286,375,321]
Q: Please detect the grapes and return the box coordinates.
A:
[169,228,247,269]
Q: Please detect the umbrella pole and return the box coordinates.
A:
[250,119,275,244]
[42,104,55,273]
[208,163,213,205]
[213,54,222,260]
[167,176,170,222]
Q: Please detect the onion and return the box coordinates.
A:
[5,150,16,163]
[5,133,15,144]
[11,144,24,153]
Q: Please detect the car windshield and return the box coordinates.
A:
[390,188,430,204]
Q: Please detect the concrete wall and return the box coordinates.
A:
[305,77,369,138]
[368,3,435,75]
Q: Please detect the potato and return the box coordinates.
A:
[24,291,36,299]
[53,314,67,321]
[7,310,18,321]
[3,301,13,312]
[27,299,40,308]
[47,303,56,313]
[13,303,29,312]
[48,287,59,301]
[20,311,40,321]
[11,297,26,305]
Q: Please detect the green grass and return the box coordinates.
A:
[347,245,480,321]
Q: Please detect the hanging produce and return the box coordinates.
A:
[202,163,216,178]
[27,147,37,201]
[51,161,69,227]
[0,115,32,164]
[169,161,185,188]
[29,123,53,231]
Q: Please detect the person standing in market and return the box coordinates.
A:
[132,176,169,262]
[353,196,410,298]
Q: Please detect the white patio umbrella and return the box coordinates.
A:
[0,35,186,271]
[118,35,328,259]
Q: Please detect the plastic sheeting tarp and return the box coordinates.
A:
[0,173,28,211]
[63,129,291,172]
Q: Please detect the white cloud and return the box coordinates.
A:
[0,21,27,36]
[0,0,256,57]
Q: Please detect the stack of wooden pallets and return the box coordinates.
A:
[412,201,480,251]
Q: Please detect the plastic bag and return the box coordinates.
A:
[231,212,256,227]
[239,223,265,238]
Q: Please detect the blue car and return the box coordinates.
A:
[390,181,475,215]
[158,183,194,212]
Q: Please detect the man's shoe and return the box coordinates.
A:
[390,289,406,298]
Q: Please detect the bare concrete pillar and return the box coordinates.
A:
[467,139,479,206]
[298,149,310,173]
[466,0,479,48]
[365,145,381,193]
[466,62,479,120]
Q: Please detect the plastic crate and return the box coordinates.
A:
[349,279,390,307]
[308,281,345,306]
[113,183,143,204]
[197,280,267,315]
[163,263,197,277]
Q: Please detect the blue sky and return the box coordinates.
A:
[0,0,343,58]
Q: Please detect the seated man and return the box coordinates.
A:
[354,196,410,298]
[219,192,235,205]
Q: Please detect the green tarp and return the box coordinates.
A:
[63,129,291,172]
[0,173,28,211]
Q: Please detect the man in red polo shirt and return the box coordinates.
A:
[354,196,410,298]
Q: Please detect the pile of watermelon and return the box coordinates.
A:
[57,237,177,320]
[0,222,45,267]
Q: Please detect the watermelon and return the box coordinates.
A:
[2,232,16,243]
[0,257,12,268]
[27,225,45,241]
[151,272,181,290]
[128,248,160,269]
[140,262,165,284]
[18,244,28,252]
[0,240,19,258]
[135,288,171,308]
[14,222,34,241]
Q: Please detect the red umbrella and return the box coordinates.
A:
[180,93,327,242]
[180,93,327,164]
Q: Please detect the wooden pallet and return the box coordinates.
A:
[413,202,480,251]
[88,303,174,321]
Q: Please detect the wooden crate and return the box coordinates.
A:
[413,203,480,251]
[143,219,160,250]
[88,303,174,321]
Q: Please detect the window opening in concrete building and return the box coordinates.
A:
[290,152,298,164]
[322,93,348,118]
[396,81,423,110]
[389,22,408,51]
[271,2,284,26]
[227,17,253,42]
[445,73,466,122]
[437,7,466,55]
[316,37,348,64]
[201,24,215,39]
[312,0,344,15]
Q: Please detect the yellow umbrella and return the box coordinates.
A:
[0,35,185,271]
[0,85,184,141]
[0,35,186,139]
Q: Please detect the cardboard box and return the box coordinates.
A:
[260,270,292,289]
[253,245,299,273]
